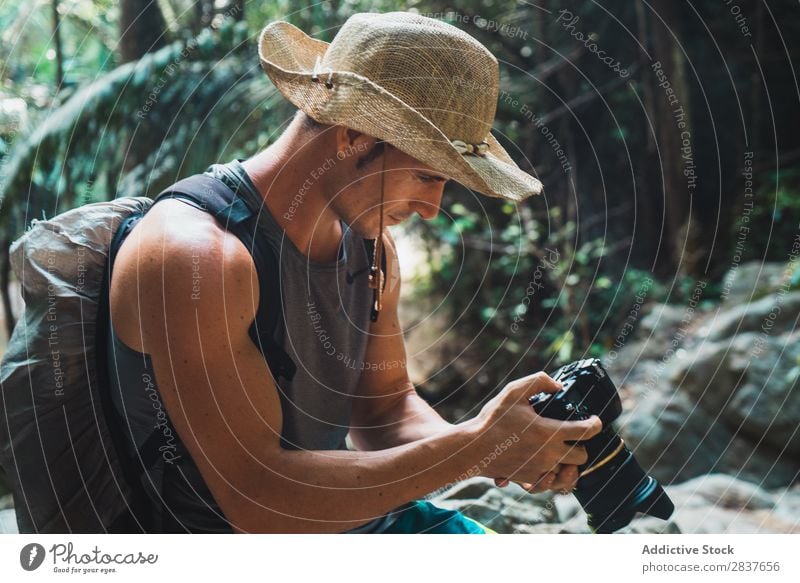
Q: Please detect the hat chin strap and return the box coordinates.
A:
[368,144,386,322]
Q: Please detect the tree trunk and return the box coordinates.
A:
[633,1,667,271]
[119,0,168,64]
[52,0,64,88]
[119,0,169,173]
[649,0,701,274]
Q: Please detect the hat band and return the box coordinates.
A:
[452,139,489,157]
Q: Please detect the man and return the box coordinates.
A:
[108,12,601,533]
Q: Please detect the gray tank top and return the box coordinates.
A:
[107,159,375,532]
[208,159,374,451]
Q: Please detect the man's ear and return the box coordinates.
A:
[335,125,377,161]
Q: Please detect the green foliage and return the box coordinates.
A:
[736,168,800,262]
[409,186,701,394]
[0,18,288,240]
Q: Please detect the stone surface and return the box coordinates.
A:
[720,262,792,305]
[431,479,559,533]
[659,474,798,534]
[619,389,736,484]
[607,276,800,490]
[700,291,800,342]
[428,473,797,534]
[0,508,17,534]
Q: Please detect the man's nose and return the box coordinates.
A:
[412,188,444,220]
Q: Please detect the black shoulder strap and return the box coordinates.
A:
[151,174,297,382]
[101,174,299,531]
[96,209,150,532]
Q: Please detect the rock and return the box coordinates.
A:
[698,291,800,342]
[640,302,694,342]
[430,478,559,533]
[671,502,779,533]
[616,315,800,486]
[662,475,798,533]
[618,517,682,534]
[476,489,558,532]
[724,332,800,455]
[669,474,775,510]
[513,522,565,534]
[553,492,583,522]
[663,329,800,457]
[745,509,800,533]
[720,261,794,306]
[0,509,17,534]
[716,437,799,488]
[619,387,798,488]
[771,484,800,526]
[666,340,739,413]
[558,513,592,533]
[619,389,738,484]
[428,476,798,534]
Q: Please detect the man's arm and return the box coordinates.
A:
[349,230,453,451]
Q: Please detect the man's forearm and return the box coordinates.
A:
[220,415,482,533]
[350,390,454,450]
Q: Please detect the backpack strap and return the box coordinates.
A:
[95,208,154,531]
[100,175,297,531]
[151,174,297,382]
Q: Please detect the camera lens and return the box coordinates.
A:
[574,441,674,534]
[531,359,674,533]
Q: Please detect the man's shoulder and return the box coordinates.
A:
[114,198,258,308]
[138,198,253,269]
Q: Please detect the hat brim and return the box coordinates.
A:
[258,21,543,202]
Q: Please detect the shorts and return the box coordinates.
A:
[346,500,496,534]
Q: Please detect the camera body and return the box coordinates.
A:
[529,359,674,533]
[530,358,622,427]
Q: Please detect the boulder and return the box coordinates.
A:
[619,389,737,484]
[430,478,559,533]
[665,474,799,534]
[771,484,800,526]
[618,384,798,488]
[723,332,800,455]
[698,291,800,342]
[720,261,794,305]
[0,495,16,534]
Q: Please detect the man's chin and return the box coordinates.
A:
[347,220,381,240]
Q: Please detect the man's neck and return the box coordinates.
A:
[241,125,343,264]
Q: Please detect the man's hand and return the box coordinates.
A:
[472,372,602,493]
[494,465,581,494]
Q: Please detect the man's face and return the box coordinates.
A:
[327,130,449,238]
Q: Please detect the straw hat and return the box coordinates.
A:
[257,12,543,202]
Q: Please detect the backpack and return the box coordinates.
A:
[0,171,384,533]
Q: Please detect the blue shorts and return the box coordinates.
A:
[346,500,495,534]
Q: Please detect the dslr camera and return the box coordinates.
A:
[529,358,674,533]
